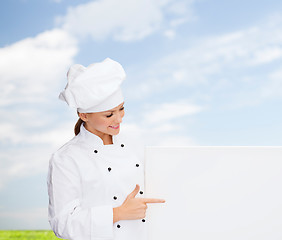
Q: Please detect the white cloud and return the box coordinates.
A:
[260,68,282,99]
[163,29,176,39]
[167,0,193,15]
[169,17,190,27]
[144,101,202,124]
[248,46,282,65]
[120,100,201,157]
[57,0,195,41]
[0,116,75,146]
[0,29,78,189]
[0,28,77,106]
[167,0,196,26]
[0,120,76,189]
[127,14,282,107]
[122,121,198,158]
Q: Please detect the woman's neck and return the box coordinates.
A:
[102,134,113,145]
[84,123,113,145]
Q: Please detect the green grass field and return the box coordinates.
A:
[0,231,59,240]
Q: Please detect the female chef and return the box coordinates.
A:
[47,58,165,240]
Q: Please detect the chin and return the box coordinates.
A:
[106,128,120,136]
[111,129,120,135]
[108,125,121,135]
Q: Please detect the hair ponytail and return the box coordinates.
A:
[74,118,84,135]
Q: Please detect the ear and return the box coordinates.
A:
[79,112,88,122]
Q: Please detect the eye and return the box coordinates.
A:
[120,106,124,111]
[106,113,113,118]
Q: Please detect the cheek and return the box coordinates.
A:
[91,118,108,129]
[99,118,113,128]
[99,118,112,128]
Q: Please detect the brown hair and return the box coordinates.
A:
[74,118,84,135]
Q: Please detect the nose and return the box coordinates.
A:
[116,112,123,124]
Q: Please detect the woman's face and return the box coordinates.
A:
[79,102,125,137]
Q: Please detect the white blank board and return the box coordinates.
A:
[145,147,282,240]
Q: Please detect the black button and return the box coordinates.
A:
[117,224,121,228]
[136,164,139,167]
[113,196,117,200]
[142,219,146,222]
[94,150,98,153]
[108,167,112,172]
[121,144,124,147]
[139,191,143,195]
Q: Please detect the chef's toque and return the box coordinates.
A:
[59,58,125,113]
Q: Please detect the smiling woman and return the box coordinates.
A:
[77,102,125,145]
[47,58,165,240]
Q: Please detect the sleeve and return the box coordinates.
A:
[47,153,114,240]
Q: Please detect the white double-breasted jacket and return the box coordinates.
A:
[47,124,146,240]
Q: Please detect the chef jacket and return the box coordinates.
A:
[47,124,146,240]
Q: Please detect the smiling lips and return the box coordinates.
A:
[109,125,119,129]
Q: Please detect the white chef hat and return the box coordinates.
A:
[59,58,125,113]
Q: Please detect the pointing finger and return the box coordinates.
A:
[142,198,166,204]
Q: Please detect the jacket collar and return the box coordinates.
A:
[79,123,118,146]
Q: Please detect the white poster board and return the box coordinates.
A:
[145,147,282,240]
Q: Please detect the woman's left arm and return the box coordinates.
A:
[47,152,114,240]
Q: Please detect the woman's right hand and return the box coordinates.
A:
[113,184,165,223]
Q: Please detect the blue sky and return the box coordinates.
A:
[1,0,282,230]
